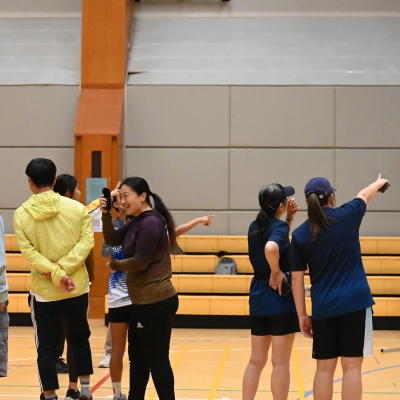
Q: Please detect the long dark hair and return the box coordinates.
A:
[307,193,335,241]
[253,184,287,236]
[121,177,178,254]
[53,174,78,197]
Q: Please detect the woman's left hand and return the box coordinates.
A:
[111,181,122,198]
[269,270,287,296]
[106,261,115,273]
[287,198,299,220]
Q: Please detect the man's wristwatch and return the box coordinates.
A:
[0,300,9,307]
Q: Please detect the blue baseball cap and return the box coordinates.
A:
[304,177,336,198]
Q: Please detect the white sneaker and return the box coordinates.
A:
[98,353,111,368]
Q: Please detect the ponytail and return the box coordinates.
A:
[307,193,335,241]
[252,184,286,236]
[253,209,273,236]
[149,192,178,254]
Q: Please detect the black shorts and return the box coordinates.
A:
[108,304,132,323]
[312,307,373,359]
[250,312,300,336]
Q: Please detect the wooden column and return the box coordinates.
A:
[81,0,133,89]
[75,0,133,318]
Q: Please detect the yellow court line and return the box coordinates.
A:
[208,346,231,400]
[148,346,189,400]
[172,345,189,369]
[292,346,306,400]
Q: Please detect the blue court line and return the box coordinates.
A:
[298,364,400,399]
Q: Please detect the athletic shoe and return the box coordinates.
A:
[56,357,68,374]
[98,352,111,368]
[40,394,58,400]
[64,389,80,400]
[113,394,127,400]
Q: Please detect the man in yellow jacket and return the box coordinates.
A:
[14,158,95,400]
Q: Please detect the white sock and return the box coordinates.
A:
[112,382,122,395]
[80,377,91,397]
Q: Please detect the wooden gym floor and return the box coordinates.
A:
[2,320,399,400]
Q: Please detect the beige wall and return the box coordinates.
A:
[135,0,400,15]
[125,85,400,236]
[0,1,81,14]
[0,86,77,232]
[4,0,399,15]
[1,84,399,235]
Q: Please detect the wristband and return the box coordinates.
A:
[286,217,294,222]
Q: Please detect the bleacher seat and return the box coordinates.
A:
[4,234,400,320]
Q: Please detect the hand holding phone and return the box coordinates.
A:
[281,280,292,296]
[378,183,390,193]
[102,187,112,211]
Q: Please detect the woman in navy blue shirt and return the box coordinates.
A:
[290,175,389,400]
[243,183,299,400]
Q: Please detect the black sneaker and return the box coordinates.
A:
[65,389,80,400]
[55,357,68,374]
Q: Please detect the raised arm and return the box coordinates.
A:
[357,174,389,205]
[86,181,121,214]
[175,214,215,237]
[285,198,299,232]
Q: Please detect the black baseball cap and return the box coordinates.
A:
[260,183,295,212]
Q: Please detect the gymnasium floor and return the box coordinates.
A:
[3,320,400,399]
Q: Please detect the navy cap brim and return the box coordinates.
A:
[283,186,295,197]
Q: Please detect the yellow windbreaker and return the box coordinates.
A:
[13,190,94,301]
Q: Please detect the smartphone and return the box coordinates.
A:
[102,187,112,211]
[378,183,390,193]
[281,280,292,296]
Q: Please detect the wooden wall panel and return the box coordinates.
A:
[74,88,124,204]
[81,0,134,88]
[74,89,124,318]
[75,89,125,134]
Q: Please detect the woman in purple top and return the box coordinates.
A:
[100,177,178,400]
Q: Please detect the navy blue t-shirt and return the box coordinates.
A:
[290,198,374,319]
[248,217,297,316]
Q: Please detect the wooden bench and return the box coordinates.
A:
[9,272,400,296]
[4,234,20,252]
[7,293,30,313]
[7,273,31,292]
[7,234,400,255]
[105,295,400,317]
[177,235,400,255]
[6,233,400,324]
[6,253,400,275]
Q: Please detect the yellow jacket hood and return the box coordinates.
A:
[22,191,61,221]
